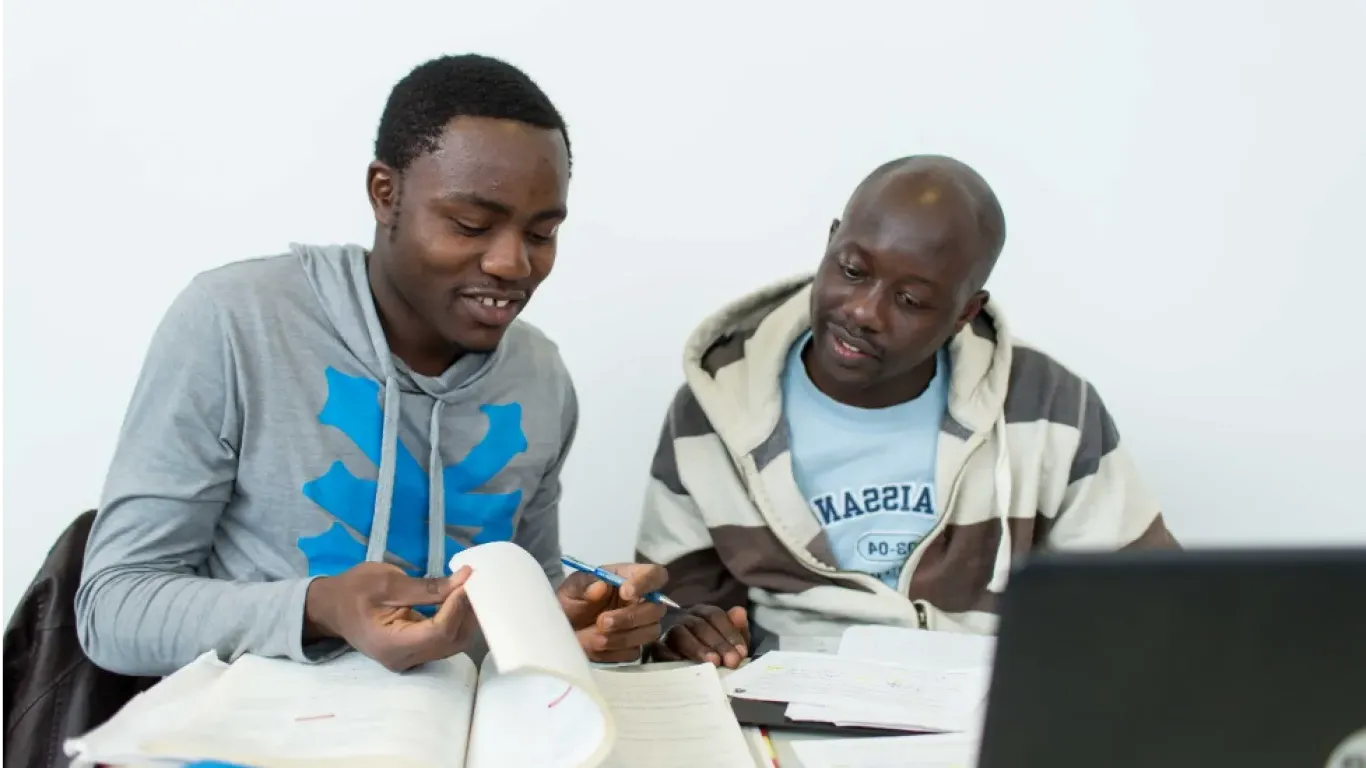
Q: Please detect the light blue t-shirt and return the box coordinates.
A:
[781,332,949,589]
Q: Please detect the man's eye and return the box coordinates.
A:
[898,293,924,308]
[451,219,490,237]
[840,263,863,279]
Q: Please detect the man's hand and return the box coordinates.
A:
[650,605,750,669]
[304,561,477,672]
[558,563,668,663]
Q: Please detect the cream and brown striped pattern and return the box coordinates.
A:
[636,275,1177,643]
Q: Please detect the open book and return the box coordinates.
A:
[66,542,756,768]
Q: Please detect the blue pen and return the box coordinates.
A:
[561,555,681,609]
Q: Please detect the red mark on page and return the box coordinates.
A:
[294,713,336,722]
[547,686,572,709]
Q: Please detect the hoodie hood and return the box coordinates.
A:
[292,242,496,579]
[680,272,1019,592]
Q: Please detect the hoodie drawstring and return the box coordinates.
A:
[363,377,447,579]
[364,377,403,566]
[425,401,447,577]
[985,416,1013,593]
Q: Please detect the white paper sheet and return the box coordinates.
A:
[594,664,754,768]
[790,733,979,768]
[838,625,996,669]
[783,626,997,731]
[781,634,842,654]
[724,651,989,733]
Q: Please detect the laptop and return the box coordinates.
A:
[977,547,1366,768]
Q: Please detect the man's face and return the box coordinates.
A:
[808,174,988,401]
[369,116,570,354]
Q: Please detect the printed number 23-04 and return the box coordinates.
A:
[858,533,915,562]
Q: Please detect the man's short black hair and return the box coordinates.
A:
[374,53,571,174]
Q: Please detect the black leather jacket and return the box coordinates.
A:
[3,510,158,768]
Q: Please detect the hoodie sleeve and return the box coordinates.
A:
[76,278,328,677]
[512,376,577,590]
[634,385,749,611]
[1044,381,1179,550]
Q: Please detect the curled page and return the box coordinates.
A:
[455,541,616,768]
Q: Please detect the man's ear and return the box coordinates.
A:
[367,161,399,228]
[828,218,840,243]
[954,290,989,334]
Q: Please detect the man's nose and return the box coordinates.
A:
[480,231,532,281]
[843,286,886,333]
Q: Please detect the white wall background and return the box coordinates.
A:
[5,0,1366,621]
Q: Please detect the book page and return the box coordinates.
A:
[64,651,229,767]
[593,665,755,768]
[143,651,477,768]
[790,733,979,768]
[457,542,613,768]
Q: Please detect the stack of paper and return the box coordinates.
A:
[722,625,998,735]
[722,651,989,733]
[790,732,978,768]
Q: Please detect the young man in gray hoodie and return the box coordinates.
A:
[76,54,667,676]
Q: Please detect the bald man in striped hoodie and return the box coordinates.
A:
[636,155,1178,667]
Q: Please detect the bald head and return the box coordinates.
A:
[804,155,1004,409]
[845,155,1006,289]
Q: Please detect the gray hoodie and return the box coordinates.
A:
[76,244,576,676]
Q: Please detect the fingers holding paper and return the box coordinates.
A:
[558,562,669,663]
[303,561,479,672]
[652,605,750,669]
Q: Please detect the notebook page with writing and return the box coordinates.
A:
[457,542,614,768]
[788,626,995,729]
[593,664,754,768]
[724,651,989,733]
[143,651,478,768]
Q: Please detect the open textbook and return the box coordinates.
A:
[65,542,755,768]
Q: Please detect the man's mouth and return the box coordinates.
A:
[459,289,528,328]
[827,324,878,360]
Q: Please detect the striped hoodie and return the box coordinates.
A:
[635,274,1177,643]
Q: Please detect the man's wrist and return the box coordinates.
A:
[303,577,339,640]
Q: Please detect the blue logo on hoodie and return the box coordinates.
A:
[298,367,527,578]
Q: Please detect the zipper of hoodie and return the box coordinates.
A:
[896,430,989,621]
[737,456,889,596]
